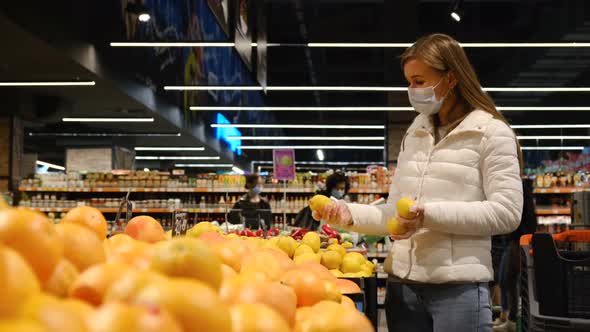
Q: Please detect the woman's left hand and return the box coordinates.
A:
[390,205,425,240]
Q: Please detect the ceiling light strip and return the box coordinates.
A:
[497,107,590,111]
[521,146,585,151]
[110,42,236,47]
[307,42,590,48]
[168,85,590,92]
[252,161,385,165]
[211,124,385,129]
[197,106,590,112]
[238,145,384,150]
[485,87,590,92]
[36,160,65,171]
[0,81,95,87]
[174,164,234,167]
[135,156,220,160]
[62,118,155,122]
[28,132,181,137]
[518,136,590,140]
[111,42,590,48]
[226,136,385,141]
[134,147,205,151]
[512,124,590,129]
[191,106,409,111]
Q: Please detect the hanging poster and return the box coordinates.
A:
[273,149,296,181]
[207,0,230,36]
[234,0,253,71]
[256,0,267,90]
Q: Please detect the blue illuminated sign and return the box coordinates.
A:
[216,113,242,156]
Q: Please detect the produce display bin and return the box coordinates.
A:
[520,230,590,331]
[343,276,378,329]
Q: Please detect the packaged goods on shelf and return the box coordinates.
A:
[377,287,386,305]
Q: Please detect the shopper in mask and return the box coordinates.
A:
[313,34,523,332]
[228,174,272,230]
[295,172,350,230]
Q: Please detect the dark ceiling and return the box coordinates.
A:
[1,0,590,171]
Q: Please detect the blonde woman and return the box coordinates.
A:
[314,34,523,331]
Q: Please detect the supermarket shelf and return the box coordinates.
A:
[533,187,585,194]
[27,207,304,214]
[349,188,389,194]
[18,186,388,194]
[535,208,571,215]
[367,252,389,259]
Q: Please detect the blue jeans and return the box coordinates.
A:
[385,281,492,332]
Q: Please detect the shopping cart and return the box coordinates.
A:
[520,229,590,331]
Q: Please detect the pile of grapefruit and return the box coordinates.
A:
[0,205,374,332]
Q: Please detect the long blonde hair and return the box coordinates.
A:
[400,33,523,168]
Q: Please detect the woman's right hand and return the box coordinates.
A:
[312,200,353,226]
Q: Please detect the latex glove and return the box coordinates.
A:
[390,204,425,240]
[312,200,352,227]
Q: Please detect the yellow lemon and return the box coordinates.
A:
[301,232,321,253]
[340,252,365,273]
[387,217,408,236]
[326,244,346,258]
[276,236,297,258]
[294,244,314,258]
[320,250,343,270]
[308,195,333,214]
[396,198,417,219]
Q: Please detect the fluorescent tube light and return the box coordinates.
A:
[110,42,235,47]
[232,167,245,174]
[0,81,95,87]
[238,145,384,150]
[191,106,409,111]
[211,124,385,129]
[28,132,180,137]
[62,118,154,122]
[226,136,385,141]
[135,156,220,160]
[316,149,325,161]
[175,164,234,167]
[512,124,590,129]
[518,136,590,140]
[36,160,65,171]
[521,146,584,151]
[134,147,205,151]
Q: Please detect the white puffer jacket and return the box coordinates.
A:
[347,110,523,283]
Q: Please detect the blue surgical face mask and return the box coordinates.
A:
[408,77,448,116]
[331,189,345,199]
[251,186,262,195]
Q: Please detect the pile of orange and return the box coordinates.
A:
[0,205,373,332]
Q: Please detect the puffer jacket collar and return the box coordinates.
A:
[408,109,494,140]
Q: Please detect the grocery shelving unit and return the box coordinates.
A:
[532,187,585,233]
[17,172,390,228]
[366,251,389,308]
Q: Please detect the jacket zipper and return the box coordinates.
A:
[404,128,435,279]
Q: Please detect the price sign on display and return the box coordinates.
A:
[273,149,296,181]
[172,211,188,237]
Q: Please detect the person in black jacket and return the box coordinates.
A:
[227,174,272,230]
[493,178,537,331]
[295,173,350,230]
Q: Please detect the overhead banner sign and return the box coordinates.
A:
[256,0,267,91]
[234,0,253,71]
[273,149,296,181]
